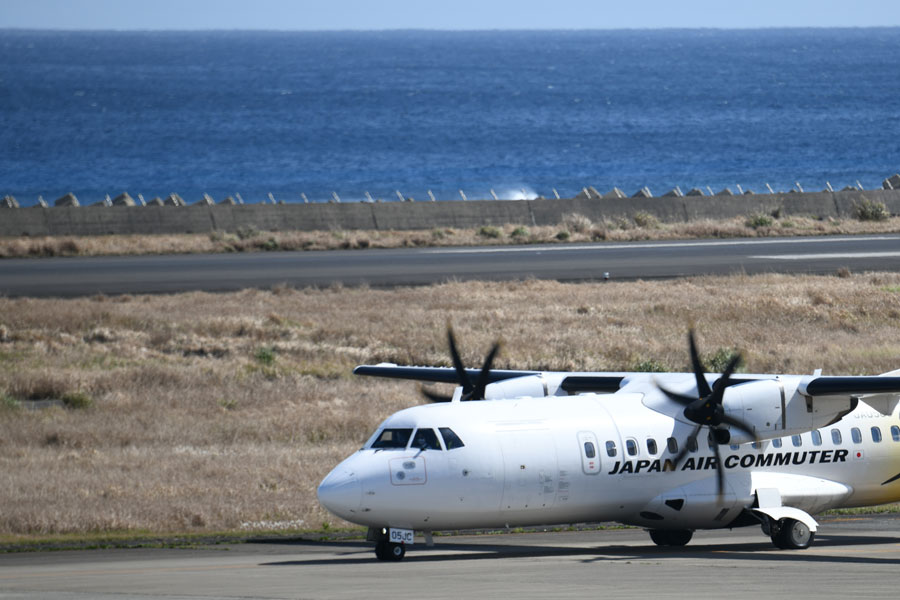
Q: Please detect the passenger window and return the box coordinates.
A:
[791,434,802,447]
[892,425,900,442]
[729,444,740,451]
[772,438,782,448]
[584,441,596,459]
[851,428,862,444]
[872,426,883,443]
[438,427,465,450]
[646,439,657,455]
[606,440,617,457]
[371,428,413,449]
[832,429,842,444]
[626,439,638,456]
[687,437,699,452]
[811,430,823,446]
[751,441,761,449]
[411,428,442,450]
[667,437,678,454]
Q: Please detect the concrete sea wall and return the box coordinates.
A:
[1,189,899,237]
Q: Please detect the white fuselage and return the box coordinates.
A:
[317,393,900,532]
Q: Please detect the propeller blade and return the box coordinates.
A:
[669,423,703,469]
[688,329,712,398]
[447,327,473,394]
[656,385,697,407]
[713,440,725,498]
[471,342,501,401]
[419,385,453,403]
[719,413,757,441]
[712,353,743,396]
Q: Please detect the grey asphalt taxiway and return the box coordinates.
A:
[1,234,899,297]
[1,514,899,599]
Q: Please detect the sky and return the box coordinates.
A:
[2,0,900,30]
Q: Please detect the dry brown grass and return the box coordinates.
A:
[2,273,900,536]
[1,215,899,258]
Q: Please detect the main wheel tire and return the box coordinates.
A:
[649,529,693,547]
[374,541,388,561]
[772,518,814,550]
[387,542,405,561]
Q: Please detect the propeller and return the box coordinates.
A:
[421,326,501,403]
[658,329,757,497]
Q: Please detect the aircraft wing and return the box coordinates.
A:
[352,364,540,384]
[802,376,900,396]
[353,364,628,395]
[801,375,900,416]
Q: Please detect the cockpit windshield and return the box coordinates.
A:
[370,428,413,449]
[411,428,441,450]
[367,426,465,450]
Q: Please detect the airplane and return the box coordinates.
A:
[317,327,900,561]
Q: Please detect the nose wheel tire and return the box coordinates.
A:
[649,529,693,547]
[771,518,814,550]
[375,541,406,561]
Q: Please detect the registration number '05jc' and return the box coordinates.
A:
[389,528,414,545]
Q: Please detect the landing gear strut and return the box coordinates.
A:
[649,529,693,547]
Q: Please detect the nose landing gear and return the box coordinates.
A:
[368,527,409,561]
[374,540,406,561]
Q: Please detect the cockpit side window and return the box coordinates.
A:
[439,427,465,450]
[411,428,442,450]
[370,428,413,449]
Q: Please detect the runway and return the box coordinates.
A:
[1,514,899,599]
[1,234,899,297]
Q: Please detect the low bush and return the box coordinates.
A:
[562,213,592,233]
[633,211,660,228]
[745,213,774,229]
[704,348,742,373]
[853,198,889,221]
[478,226,501,239]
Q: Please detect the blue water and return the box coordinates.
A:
[2,29,900,206]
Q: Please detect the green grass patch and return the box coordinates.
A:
[253,346,276,366]
[824,502,900,516]
[61,391,93,410]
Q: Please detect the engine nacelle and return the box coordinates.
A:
[484,375,554,399]
[722,378,855,444]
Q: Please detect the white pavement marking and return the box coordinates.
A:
[750,252,900,260]
[425,236,898,255]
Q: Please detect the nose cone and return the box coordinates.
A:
[317,467,362,521]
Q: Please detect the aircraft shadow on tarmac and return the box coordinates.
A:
[259,533,900,567]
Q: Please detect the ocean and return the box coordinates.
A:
[1,28,899,206]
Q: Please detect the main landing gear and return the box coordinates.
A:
[768,517,814,550]
[648,529,694,547]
